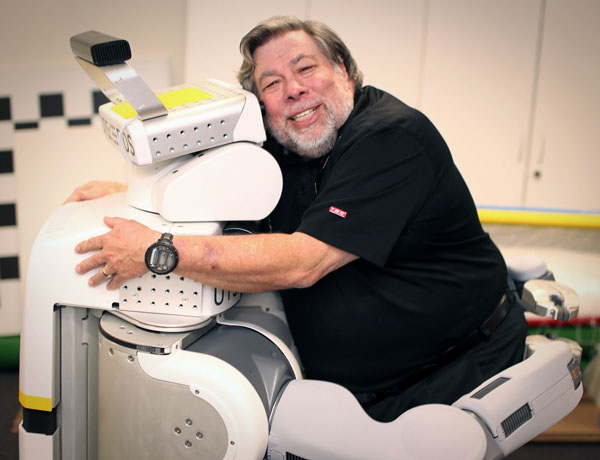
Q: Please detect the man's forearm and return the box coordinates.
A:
[75,217,357,291]
[172,231,356,293]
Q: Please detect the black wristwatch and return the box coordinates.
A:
[145,233,178,275]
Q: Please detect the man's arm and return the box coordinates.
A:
[75,217,357,292]
[173,231,357,292]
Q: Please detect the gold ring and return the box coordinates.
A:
[101,266,113,278]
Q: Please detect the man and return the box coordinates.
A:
[72,16,527,422]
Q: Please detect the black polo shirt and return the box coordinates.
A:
[266,86,507,394]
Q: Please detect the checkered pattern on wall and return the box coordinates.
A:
[0,60,169,336]
[0,67,108,335]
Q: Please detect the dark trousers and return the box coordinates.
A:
[363,299,529,422]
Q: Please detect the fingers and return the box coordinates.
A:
[107,275,125,291]
[63,185,93,204]
[63,187,91,204]
[100,265,114,279]
[93,268,126,291]
[63,181,128,204]
[75,252,106,275]
[74,217,151,290]
[63,191,80,204]
[75,235,104,255]
[103,216,125,228]
[83,263,120,288]
[88,266,115,288]
[76,260,123,290]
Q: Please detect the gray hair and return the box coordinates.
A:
[237,16,363,95]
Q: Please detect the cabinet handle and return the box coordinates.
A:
[532,136,545,180]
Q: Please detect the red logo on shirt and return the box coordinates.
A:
[329,206,347,218]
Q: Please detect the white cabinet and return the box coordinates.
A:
[419,0,542,208]
[525,0,600,211]
[419,0,599,212]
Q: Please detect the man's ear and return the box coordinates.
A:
[335,61,350,80]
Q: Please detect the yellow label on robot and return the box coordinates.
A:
[111,87,213,119]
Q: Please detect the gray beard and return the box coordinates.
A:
[265,83,354,159]
[265,108,338,159]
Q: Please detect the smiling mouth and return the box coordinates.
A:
[290,106,319,121]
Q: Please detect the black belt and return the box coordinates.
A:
[354,288,515,405]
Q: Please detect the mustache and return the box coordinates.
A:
[281,98,325,119]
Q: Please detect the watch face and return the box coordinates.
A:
[145,243,178,274]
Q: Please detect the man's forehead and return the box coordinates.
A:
[254,30,323,65]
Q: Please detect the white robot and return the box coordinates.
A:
[19,31,583,460]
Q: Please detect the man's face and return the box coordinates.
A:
[253,30,355,159]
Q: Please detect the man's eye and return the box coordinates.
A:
[263,80,279,91]
[300,65,315,72]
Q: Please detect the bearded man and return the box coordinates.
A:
[72,16,528,422]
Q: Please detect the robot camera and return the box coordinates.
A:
[70,30,131,66]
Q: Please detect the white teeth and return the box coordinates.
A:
[291,107,317,121]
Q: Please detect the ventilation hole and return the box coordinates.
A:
[471,377,510,400]
[501,404,532,437]
[286,453,309,460]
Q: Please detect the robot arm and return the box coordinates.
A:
[267,338,583,460]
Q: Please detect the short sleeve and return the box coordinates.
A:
[297,128,434,266]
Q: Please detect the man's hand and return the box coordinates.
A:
[64,180,127,204]
[75,217,160,289]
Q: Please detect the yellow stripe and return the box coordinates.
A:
[19,390,53,412]
[478,209,600,229]
[111,87,213,119]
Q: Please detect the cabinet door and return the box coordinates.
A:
[310,0,427,108]
[525,0,600,211]
[420,0,541,207]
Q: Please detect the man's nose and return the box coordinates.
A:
[286,78,308,100]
